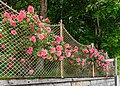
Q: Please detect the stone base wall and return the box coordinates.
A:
[0,77,115,86]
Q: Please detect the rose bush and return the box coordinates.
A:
[2,6,111,76]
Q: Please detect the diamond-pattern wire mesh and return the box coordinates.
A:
[0,0,115,79]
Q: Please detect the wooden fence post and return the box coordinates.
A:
[60,19,64,78]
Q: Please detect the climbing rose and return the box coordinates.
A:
[56,45,63,51]
[33,14,39,20]
[56,51,62,56]
[30,36,36,42]
[76,58,80,63]
[59,56,64,61]
[55,36,63,44]
[28,46,33,51]
[28,6,34,13]
[37,51,41,56]
[4,12,10,18]
[1,44,5,49]
[65,43,71,48]
[17,10,26,22]
[0,34,2,39]
[38,34,44,40]
[73,46,78,52]
[3,18,7,23]
[21,59,25,63]
[45,27,51,32]
[10,21,16,27]
[39,23,44,28]
[50,47,56,53]
[45,18,50,23]
[11,30,17,35]
[11,14,16,20]
[40,16,43,19]
[41,50,48,56]
[27,49,32,54]
[28,69,34,74]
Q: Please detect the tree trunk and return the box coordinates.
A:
[40,0,47,18]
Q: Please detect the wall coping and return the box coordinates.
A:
[0,77,114,86]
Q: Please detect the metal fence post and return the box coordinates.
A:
[91,43,95,77]
[60,19,64,78]
[114,58,119,86]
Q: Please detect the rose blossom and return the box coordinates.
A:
[1,44,5,49]
[0,34,2,39]
[10,21,16,27]
[56,45,63,51]
[45,27,51,32]
[30,36,36,42]
[11,30,17,35]
[21,58,25,63]
[28,6,34,13]
[55,36,63,44]
[59,56,64,61]
[33,14,39,20]
[65,43,71,48]
[39,23,44,28]
[56,51,62,56]
[4,12,10,18]
[45,18,50,23]
[38,34,44,40]
[76,58,80,63]
[28,69,34,74]
[50,47,56,53]
[37,51,41,56]
[11,14,16,20]
[41,50,48,56]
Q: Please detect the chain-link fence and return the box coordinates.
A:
[0,0,115,79]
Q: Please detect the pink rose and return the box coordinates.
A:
[76,58,80,63]
[0,34,2,39]
[41,50,48,56]
[40,16,43,19]
[45,18,50,23]
[3,18,7,23]
[50,47,56,53]
[55,36,63,44]
[45,27,51,32]
[1,44,5,49]
[73,46,78,52]
[11,14,16,20]
[27,49,32,54]
[39,23,44,28]
[10,21,16,27]
[28,46,33,51]
[19,10,26,18]
[56,51,62,56]
[9,57,13,60]
[65,43,71,48]
[82,49,89,53]
[30,36,36,42]
[87,45,91,49]
[56,45,63,51]
[37,51,41,56]
[4,12,10,18]
[26,18,30,22]
[28,6,34,13]
[28,69,34,74]
[11,30,17,35]
[33,14,39,20]
[38,34,44,40]
[21,59,25,63]
[59,56,64,61]
[8,62,12,68]
[52,41,56,46]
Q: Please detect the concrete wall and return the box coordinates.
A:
[0,77,115,86]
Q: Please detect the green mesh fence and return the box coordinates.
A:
[0,0,115,79]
